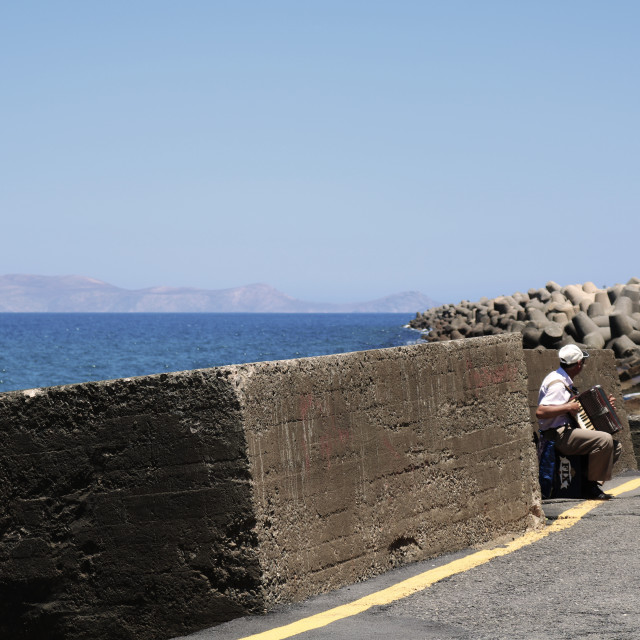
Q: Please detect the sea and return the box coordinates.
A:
[0,313,422,393]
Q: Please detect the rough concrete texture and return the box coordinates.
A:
[0,334,543,639]
[0,370,262,640]
[238,334,542,608]
[524,348,637,473]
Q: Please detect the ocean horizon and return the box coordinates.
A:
[0,312,422,393]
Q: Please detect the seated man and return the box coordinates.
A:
[536,344,622,500]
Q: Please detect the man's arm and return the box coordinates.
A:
[536,400,581,420]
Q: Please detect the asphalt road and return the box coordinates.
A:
[174,471,640,640]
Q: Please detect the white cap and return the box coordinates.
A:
[559,344,589,365]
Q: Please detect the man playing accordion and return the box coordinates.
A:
[536,344,622,500]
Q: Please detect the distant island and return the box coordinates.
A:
[0,274,439,313]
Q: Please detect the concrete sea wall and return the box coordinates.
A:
[239,334,541,607]
[1,334,632,639]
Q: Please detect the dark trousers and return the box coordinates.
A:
[542,426,621,482]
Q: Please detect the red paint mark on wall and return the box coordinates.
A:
[465,360,519,392]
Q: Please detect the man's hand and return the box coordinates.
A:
[608,393,616,409]
[566,399,581,416]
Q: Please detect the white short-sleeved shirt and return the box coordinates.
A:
[537,367,574,431]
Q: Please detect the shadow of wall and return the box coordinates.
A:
[0,369,262,640]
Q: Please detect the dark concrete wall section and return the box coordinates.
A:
[239,334,542,607]
[524,348,637,473]
[0,333,544,639]
[0,370,262,640]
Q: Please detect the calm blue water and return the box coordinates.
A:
[0,313,420,393]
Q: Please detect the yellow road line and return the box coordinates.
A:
[238,478,640,640]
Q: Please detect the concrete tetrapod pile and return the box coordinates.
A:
[410,278,640,380]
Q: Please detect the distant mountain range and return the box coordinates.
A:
[0,275,438,313]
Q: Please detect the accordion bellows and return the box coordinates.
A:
[574,385,623,434]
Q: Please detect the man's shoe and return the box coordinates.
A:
[583,481,612,500]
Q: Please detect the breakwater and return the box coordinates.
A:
[0,334,635,639]
[411,279,640,374]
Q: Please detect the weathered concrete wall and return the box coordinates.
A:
[0,334,543,639]
[239,334,542,607]
[0,371,262,640]
[524,348,637,473]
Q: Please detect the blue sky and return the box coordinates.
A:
[2,1,638,304]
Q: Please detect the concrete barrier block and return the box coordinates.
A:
[610,312,635,339]
[558,334,578,348]
[536,289,551,303]
[587,302,605,318]
[493,297,513,314]
[621,285,640,307]
[239,335,541,607]
[549,291,567,304]
[594,290,613,312]
[597,326,612,343]
[614,296,634,316]
[579,298,593,312]
[522,325,543,349]
[549,312,569,327]
[572,311,601,341]
[540,323,564,348]
[526,307,549,329]
[1,335,589,639]
[583,331,606,349]
[608,284,624,304]
[591,314,611,328]
[611,335,640,359]
[564,284,589,306]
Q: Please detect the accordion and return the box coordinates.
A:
[573,385,623,434]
